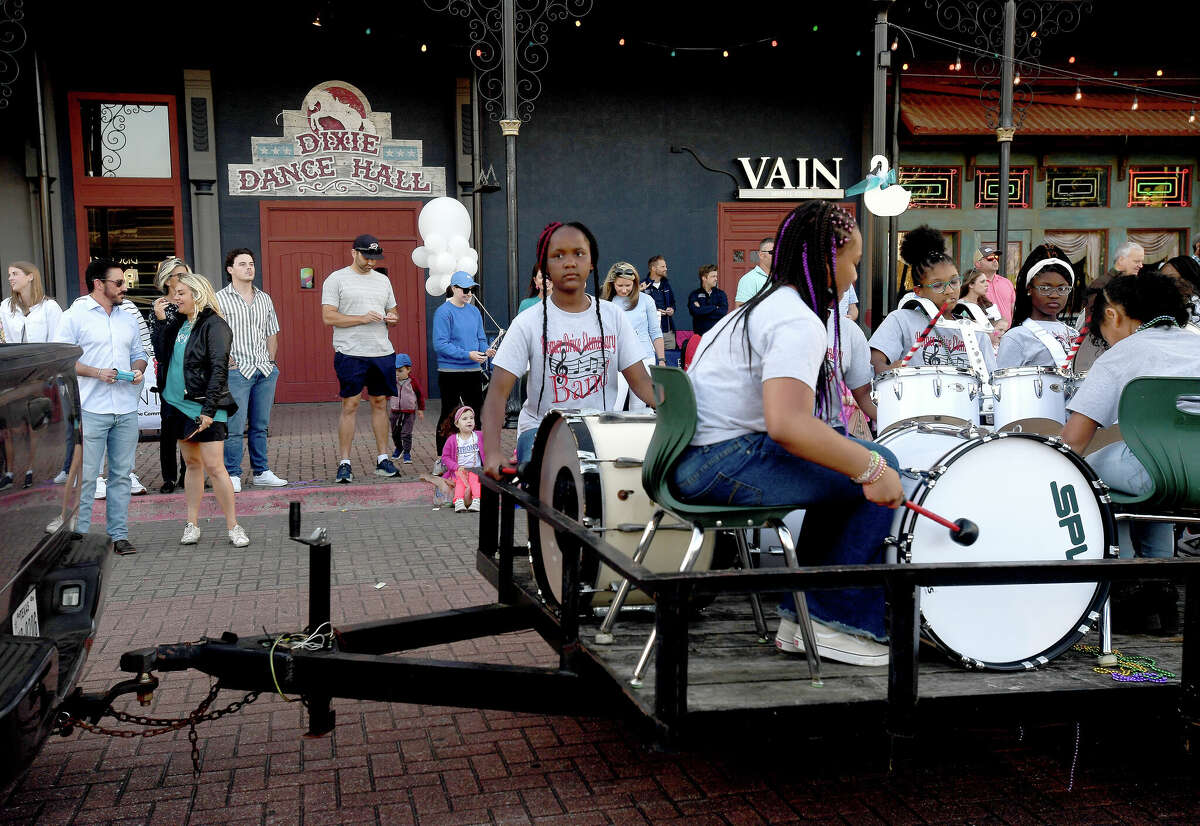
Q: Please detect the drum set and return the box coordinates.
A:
[524,363,1118,673]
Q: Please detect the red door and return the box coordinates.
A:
[260,201,427,403]
[716,201,859,303]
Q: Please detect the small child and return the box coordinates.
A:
[440,406,486,513]
[388,353,425,464]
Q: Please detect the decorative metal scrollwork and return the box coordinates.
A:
[924,0,1092,128]
[0,0,27,110]
[425,0,593,123]
[96,104,157,177]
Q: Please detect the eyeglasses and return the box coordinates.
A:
[758,249,774,256]
[1033,285,1072,296]
[103,279,127,286]
[920,277,962,293]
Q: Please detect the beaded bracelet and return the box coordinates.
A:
[852,451,883,485]
[864,457,888,486]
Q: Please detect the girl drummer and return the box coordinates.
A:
[996,245,1080,369]
[869,226,997,374]
[481,221,654,474]
[679,200,904,667]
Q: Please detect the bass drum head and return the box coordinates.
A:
[998,417,1063,437]
[901,434,1113,670]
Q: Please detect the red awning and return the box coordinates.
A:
[901,91,1200,137]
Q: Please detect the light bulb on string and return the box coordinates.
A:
[1030,30,1037,38]
[954,54,962,71]
[618,37,625,46]
[574,19,580,27]
[901,62,909,71]
[891,38,898,51]
[670,49,676,57]
[364,27,371,35]
[420,43,428,53]
[1068,56,1076,64]
[1190,110,1197,124]
[722,49,729,58]
[771,39,778,47]
[1131,94,1138,111]
[1013,73,1021,85]
[1074,84,1082,100]
[312,14,321,27]
[1156,69,1163,77]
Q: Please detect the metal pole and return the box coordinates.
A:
[33,52,56,299]
[501,0,521,318]
[888,55,902,310]
[996,0,1016,279]
[869,1,895,328]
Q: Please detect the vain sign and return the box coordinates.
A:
[228,80,446,197]
[736,156,844,200]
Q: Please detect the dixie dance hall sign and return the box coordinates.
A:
[228,80,446,197]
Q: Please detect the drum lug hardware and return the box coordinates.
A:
[1050,383,1063,392]
[933,376,943,398]
[1034,377,1044,399]
[893,383,903,401]
[617,489,636,501]
[612,458,643,468]
[993,384,1001,401]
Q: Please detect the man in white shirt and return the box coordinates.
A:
[216,248,287,492]
[53,260,148,555]
[733,237,774,308]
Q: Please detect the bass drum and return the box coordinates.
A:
[895,432,1116,670]
[528,410,714,609]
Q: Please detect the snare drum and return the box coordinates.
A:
[528,410,714,608]
[991,367,1069,429]
[872,366,982,435]
[894,432,1116,670]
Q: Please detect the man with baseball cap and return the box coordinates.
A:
[431,270,495,458]
[321,234,401,482]
[974,244,1016,326]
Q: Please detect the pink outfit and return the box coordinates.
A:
[985,274,1017,327]
[440,431,486,477]
[453,471,482,501]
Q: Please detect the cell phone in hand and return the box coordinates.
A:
[184,418,203,441]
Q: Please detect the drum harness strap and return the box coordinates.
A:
[1024,319,1069,365]
[900,293,991,382]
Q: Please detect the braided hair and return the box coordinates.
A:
[532,221,606,419]
[716,200,856,421]
[899,226,953,299]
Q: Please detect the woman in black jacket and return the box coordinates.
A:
[154,272,248,547]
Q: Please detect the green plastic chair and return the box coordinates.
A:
[598,366,823,687]
[1109,376,1200,512]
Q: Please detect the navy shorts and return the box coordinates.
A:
[334,353,397,398]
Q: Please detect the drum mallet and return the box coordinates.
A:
[1061,318,1090,372]
[898,301,953,367]
[903,501,979,545]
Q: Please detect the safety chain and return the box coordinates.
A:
[55,682,262,776]
[1071,644,1177,684]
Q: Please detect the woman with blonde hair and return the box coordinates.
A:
[153,272,248,546]
[150,256,192,492]
[2,261,62,345]
[601,261,664,410]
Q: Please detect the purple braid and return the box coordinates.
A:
[830,236,843,423]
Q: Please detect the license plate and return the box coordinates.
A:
[12,588,39,637]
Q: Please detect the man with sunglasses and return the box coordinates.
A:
[734,237,775,309]
[974,244,1016,327]
[432,271,495,458]
[52,259,148,555]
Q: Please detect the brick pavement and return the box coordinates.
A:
[5,405,1200,824]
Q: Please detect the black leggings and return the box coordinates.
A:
[435,370,484,455]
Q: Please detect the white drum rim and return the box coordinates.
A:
[991,366,1067,379]
[899,431,1116,671]
[873,365,982,388]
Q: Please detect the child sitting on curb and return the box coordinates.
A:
[439,406,486,512]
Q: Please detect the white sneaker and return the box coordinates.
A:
[53,470,69,485]
[94,477,106,500]
[180,522,201,545]
[454,498,467,513]
[1178,527,1200,557]
[230,476,242,493]
[775,618,889,667]
[468,499,480,512]
[45,514,75,533]
[252,470,288,487]
[228,524,250,547]
[129,472,147,496]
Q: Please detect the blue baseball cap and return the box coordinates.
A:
[450,271,478,289]
[394,353,412,368]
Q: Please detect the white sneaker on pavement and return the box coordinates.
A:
[53,470,68,484]
[94,477,106,500]
[775,618,889,667]
[468,499,480,512]
[454,498,467,513]
[45,514,76,533]
[230,476,242,493]
[130,472,147,495]
[181,522,201,545]
[252,470,288,487]
[228,525,250,547]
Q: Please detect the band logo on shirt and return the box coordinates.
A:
[920,332,970,368]
[544,332,616,403]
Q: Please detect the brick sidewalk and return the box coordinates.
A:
[4,492,1200,824]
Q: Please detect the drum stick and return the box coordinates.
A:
[899,301,953,367]
[903,501,979,545]
[1061,319,1090,371]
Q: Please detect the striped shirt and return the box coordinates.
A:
[216,283,280,378]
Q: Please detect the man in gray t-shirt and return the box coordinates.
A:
[320,234,400,483]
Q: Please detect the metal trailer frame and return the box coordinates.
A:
[70,479,1200,757]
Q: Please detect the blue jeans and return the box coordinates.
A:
[78,411,139,540]
[224,366,279,476]
[672,432,899,641]
[1087,441,1174,559]
[516,428,537,465]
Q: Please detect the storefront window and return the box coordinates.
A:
[898,167,961,209]
[87,207,176,313]
[80,102,172,178]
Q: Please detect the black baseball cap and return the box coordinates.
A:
[352,234,385,259]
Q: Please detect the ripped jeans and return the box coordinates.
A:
[672,431,899,641]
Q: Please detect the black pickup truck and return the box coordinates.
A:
[0,343,110,787]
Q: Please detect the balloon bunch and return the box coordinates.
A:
[411,197,479,297]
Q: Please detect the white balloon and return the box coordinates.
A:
[448,235,470,256]
[424,232,447,254]
[456,257,478,277]
[461,247,479,261]
[425,277,444,297]
[433,251,456,273]
[439,272,454,292]
[411,246,430,268]
[418,197,472,240]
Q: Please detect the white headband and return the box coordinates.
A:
[1022,257,1075,288]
